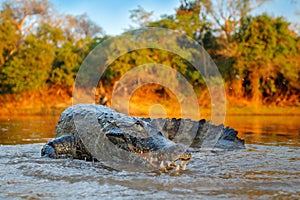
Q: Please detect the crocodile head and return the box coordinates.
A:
[106,129,191,173]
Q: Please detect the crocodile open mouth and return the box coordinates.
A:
[149,152,191,173]
[131,149,191,173]
[106,129,191,172]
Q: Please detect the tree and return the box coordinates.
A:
[62,13,104,41]
[236,14,299,104]
[0,6,20,66]
[198,0,269,43]
[50,37,95,88]
[2,0,50,35]
[195,0,271,100]
[0,0,104,93]
[129,5,153,28]
[147,1,211,46]
[2,31,55,92]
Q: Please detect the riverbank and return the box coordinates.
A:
[1,98,299,117]
[1,88,299,117]
[0,88,72,116]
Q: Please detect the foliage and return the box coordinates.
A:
[3,32,55,92]
[0,0,103,93]
[0,0,299,106]
[235,14,299,104]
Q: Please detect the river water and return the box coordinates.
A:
[0,115,299,199]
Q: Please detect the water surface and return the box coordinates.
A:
[0,115,299,199]
[0,116,58,145]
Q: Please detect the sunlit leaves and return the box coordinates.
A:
[236,14,299,103]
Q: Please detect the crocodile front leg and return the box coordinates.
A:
[41,135,76,159]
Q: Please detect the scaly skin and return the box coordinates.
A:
[41,104,244,172]
[142,117,245,149]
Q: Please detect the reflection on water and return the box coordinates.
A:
[1,115,299,146]
[0,115,300,199]
[225,115,300,147]
[0,116,59,145]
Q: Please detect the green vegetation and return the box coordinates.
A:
[0,0,103,93]
[0,0,299,115]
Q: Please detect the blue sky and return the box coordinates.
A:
[49,0,181,35]
[1,0,299,35]
[48,0,299,35]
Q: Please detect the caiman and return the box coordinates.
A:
[41,104,244,173]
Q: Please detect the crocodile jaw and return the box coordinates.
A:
[132,149,191,173]
[106,131,191,173]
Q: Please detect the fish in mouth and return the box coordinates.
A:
[106,129,191,173]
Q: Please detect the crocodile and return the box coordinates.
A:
[41,104,244,172]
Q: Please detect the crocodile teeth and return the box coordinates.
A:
[166,161,172,167]
[160,161,164,168]
[182,160,188,170]
[165,161,174,170]
[160,161,167,172]
[175,164,180,171]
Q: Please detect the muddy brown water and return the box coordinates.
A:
[0,115,300,199]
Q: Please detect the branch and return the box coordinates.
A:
[245,0,269,15]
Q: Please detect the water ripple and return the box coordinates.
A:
[0,144,299,199]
